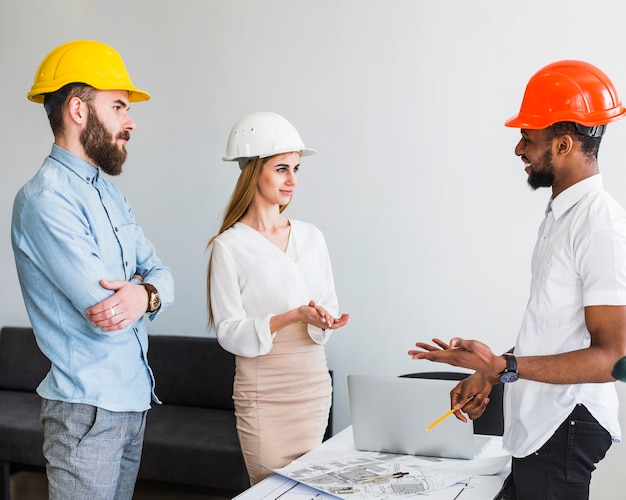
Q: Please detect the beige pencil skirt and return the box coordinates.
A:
[233,323,332,485]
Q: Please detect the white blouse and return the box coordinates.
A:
[210,220,339,358]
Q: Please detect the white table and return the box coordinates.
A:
[234,426,511,499]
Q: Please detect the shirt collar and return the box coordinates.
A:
[49,144,99,184]
[549,174,603,220]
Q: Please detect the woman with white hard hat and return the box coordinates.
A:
[207,111,350,485]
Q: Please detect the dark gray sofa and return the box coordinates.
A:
[0,326,251,498]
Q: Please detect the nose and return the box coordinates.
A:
[514,137,524,157]
[123,112,136,131]
[286,169,297,185]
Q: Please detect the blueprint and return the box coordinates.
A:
[270,450,511,499]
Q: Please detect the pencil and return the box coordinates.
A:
[423,396,475,432]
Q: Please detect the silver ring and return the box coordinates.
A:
[110,306,117,317]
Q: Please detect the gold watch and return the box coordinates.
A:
[142,283,161,313]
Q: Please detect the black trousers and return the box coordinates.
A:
[506,404,612,500]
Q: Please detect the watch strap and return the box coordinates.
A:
[504,353,516,372]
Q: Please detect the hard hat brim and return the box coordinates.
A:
[28,85,150,104]
[504,108,626,129]
[223,147,317,162]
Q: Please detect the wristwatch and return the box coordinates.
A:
[142,283,161,313]
[498,353,519,383]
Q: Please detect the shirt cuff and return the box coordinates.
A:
[254,314,276,354]
[307,324,332,345]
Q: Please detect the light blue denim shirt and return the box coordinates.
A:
[11,144,174,412]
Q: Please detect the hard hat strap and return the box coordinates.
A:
[574,123,606,138]
[44,85,71,116]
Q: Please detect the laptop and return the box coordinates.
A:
[347,374,490,459]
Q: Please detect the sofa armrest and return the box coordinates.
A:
[0,327,49,392]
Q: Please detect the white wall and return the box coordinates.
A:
[2,1,626,497]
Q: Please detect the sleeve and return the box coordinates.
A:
[307,230,339,345]
[578,223,626,306]
[14,188,173,333]
[131,214,174,320]
[210,239,275,357]
[14,190,127,336]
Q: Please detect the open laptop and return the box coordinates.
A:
[347,374,490,459]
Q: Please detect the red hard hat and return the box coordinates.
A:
[505,60,626,129]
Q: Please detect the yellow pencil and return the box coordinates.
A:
[423,396,474,432]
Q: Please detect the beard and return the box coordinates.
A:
[527,148,555,190]
[80,105,130,176]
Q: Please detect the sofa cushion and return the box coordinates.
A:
[148,336,235,410]
[0,391,45,466]
[139,404,248,490]
[0,327,49,392]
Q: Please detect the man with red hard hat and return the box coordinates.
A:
[409,60,626,499]
[11,40,174,499]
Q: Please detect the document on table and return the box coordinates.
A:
[233,469,510,499]
[233,474,336,499]
[265,450,511,499]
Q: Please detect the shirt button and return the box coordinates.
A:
[115,227,119,232]
[125,261,129,267]
[86,177,91,182]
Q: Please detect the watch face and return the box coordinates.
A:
[500,372,518,383]
[151,293,161,311]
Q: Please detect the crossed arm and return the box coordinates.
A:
[85,275,150,332]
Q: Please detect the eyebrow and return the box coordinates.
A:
[114,99,130,110]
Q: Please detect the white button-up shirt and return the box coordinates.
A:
[503,174,625,457]
[12,145,174,411]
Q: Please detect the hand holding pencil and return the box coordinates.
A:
[424,395,475,432]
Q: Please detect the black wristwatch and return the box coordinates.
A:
[142,283,161,313]
[498,353,519,383]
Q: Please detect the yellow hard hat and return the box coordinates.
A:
[27,40,150,104]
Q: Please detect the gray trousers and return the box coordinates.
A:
[40,399,147,500]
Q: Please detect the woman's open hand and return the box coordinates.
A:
[301,300,350,330]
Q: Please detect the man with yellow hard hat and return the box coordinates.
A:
[409,60,626,499]
[11,40,174,499]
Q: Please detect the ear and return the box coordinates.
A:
[554,134,574,157]
[66,96,88,126]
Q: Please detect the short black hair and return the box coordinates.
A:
[545,121,602,159]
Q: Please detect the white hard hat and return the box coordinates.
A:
[222,112,316,168]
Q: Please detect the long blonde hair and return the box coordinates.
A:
[206,156,290,328]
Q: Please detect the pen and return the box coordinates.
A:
[423,396,475,432]
[360,471,409,482]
